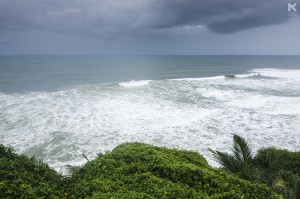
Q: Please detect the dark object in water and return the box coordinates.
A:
[225,74,235,78]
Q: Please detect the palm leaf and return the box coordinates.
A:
[82,153,89,162]
[209,148,241,174]
[233,134,252,178]
[272,178,288,189]
[255,147,287,171]
[209,134,253,179]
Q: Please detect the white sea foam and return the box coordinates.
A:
[1,68,300,173]
[252,68,300,80]
[119,80,151,87]
[174,72,260,81]
[172,76,224,81]
[235,72,260,78]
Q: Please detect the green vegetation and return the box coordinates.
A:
[0,144,64,198]
[210,134,300,199]
[209,134,252,180]
[66,143,278,198]
[1,140,298,198]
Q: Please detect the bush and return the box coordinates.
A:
[280,152,300,175]
[254,147,300,176]
[67,143,281,199]
[0,144,64,198]
[0,143,283,199]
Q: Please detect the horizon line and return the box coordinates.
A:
[1,54,300,56]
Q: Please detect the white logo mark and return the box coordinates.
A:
[288,3,297,12]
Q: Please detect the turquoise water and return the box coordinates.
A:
[0,55,300,173]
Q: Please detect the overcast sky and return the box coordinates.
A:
[0,0,300,55]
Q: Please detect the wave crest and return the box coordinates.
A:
[119,80,151,87]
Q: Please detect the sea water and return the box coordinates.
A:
[0,55,300,173]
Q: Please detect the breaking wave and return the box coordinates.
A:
[0,68,299,173]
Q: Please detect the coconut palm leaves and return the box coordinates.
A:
[209,134,300,199]
[254,147,287,185]
[209,134,252,179]
[255,147,287,171]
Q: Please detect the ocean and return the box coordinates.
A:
[0,55,300,173]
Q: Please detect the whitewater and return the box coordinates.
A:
[0,68,300,173]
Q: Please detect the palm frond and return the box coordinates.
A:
[209,148,241,174]
[209,134,253,179]
[82,153,89,162]
[233,134,252,163]
[272,178,288,189]
[233,134,252,178]
[255,147,287,171]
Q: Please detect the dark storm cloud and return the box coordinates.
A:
[141,0,291,33]
[0,0,296,36]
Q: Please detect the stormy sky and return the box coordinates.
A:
[0,0,299,55]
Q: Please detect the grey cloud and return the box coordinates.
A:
[0,39,11,45]
[140,0,293,33]
[0,0,146,38]
[0,0,296,37]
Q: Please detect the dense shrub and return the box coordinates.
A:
[0,144,64,198]
[0,142,285,198]
[253,147,300,176]
[67,143,281,198]
[280,151,300,175]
